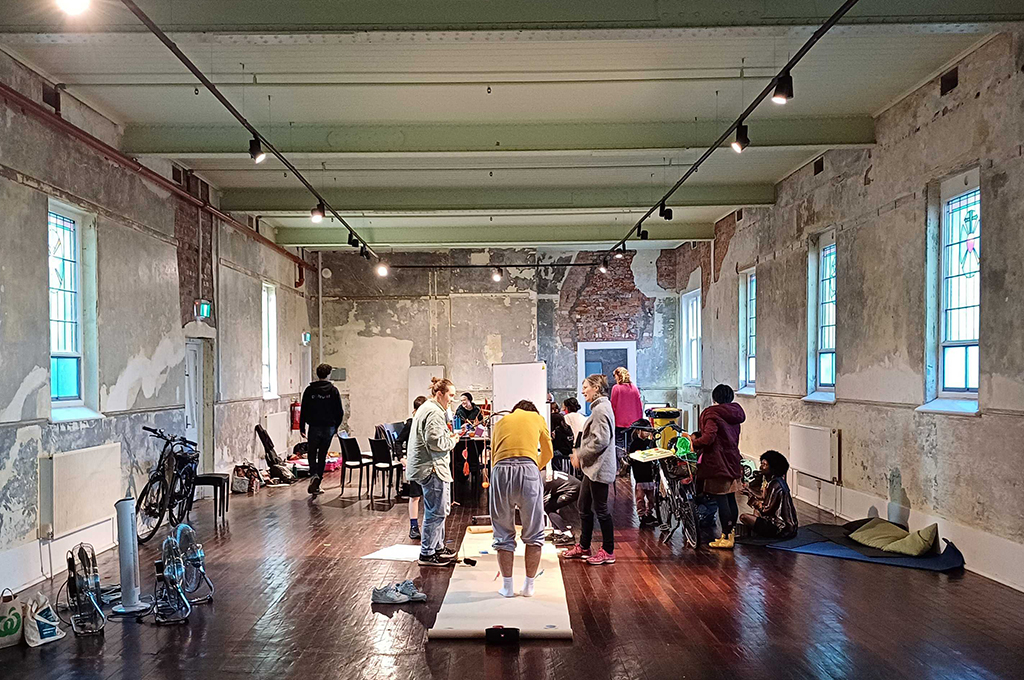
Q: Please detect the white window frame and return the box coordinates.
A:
[48,207,84,406]
[816,230,837,392]
[938,169,980,398]
[262,282,278,397]
[680,289,702,385]
[738,269,756,389]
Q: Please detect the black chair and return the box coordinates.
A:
[193,473,230,524]
[368,438,403,502]
[339,437,371,498]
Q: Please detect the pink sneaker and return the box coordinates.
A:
[586,548,615,565]
[560,544,591,559]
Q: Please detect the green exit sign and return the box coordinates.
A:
[194,299,212,319]
[302,332,312,346]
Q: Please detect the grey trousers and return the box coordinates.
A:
[489,457,545,552]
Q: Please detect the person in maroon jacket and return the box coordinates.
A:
[690,384,745,549]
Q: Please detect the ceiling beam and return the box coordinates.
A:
[274,222,715,248]
[125,117,874,155]
[221,184,772,212]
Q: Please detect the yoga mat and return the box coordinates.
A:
[772,538,965,572]
[361,544,423,562]
[428,527,573,640]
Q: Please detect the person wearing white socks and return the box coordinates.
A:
[489,400,554,597]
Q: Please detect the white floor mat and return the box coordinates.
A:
[360,543,422,562]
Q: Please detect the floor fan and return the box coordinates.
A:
[152,535,192,625]
[174,523,215,603]
[66,543,106,636]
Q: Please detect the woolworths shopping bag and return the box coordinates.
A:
[0,589,23,649]
[22,592,65,647]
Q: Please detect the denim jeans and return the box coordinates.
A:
[419,471,450,556]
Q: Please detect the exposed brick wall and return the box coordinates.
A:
[175,174,215,327]
[712,212,736,284]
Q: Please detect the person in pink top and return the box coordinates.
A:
[610,367,643,463]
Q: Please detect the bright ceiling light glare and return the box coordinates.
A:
[492,267,503,282]
[376,262,389,277]
[772,73,794,105]
[614,245,625,260]
[598,258,609,274]
[57,0,90,15]
[731,123,750,153]
[249,137,266,164]
[310,201,325,223]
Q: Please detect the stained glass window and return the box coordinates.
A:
[818,242,837,389]
[941,189,980,392]
[48,211,82,401]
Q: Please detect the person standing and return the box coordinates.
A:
[610,367,643,461]
[550,411,575,472]
[690,384,746,549]
[397,395,428,540]
[489,400,553,597]
[299,363,343,495]
[562,374,617,566]
[562,397,587,445]
[407,377,460,566]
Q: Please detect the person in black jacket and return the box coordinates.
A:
[299,363,343,495]
[550,412,574,472]
[397,395,427,539]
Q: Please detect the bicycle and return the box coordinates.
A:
[136,426,200,544]
[628,422,702,549]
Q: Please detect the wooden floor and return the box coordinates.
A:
[5,473,1023,680]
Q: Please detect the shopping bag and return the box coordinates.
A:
[0,589,23,649]
[22,592,65,647]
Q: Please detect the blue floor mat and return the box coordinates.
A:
[768,536,966,572]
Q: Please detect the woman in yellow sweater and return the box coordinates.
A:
[489,400,553,598]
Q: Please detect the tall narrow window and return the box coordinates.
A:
[817,234,837,390]
[261,283,278,396]
[48,211,82,402]
[941,186,980,393]
[745,271,756,385]
[680,290,701,384]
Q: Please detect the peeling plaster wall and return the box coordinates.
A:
[691,32,1024,548]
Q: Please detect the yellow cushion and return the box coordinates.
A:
[848,518,908,549]
[882,523,938,556]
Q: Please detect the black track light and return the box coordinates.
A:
[310,201,325,223]
[732,124,750,153]
[659,203,673,221]
[347,232,359,248]
[639,230,649,240]
[360,245,369,260]
[249,137,266,164]
[492,267,503,282]
[772,73,794,105]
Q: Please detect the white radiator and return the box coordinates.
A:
[263,411,289,453]
[39,442,122,538]
[789,422,841,483]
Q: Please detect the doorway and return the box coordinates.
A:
[576,341,637,415]
[185,338,215,474]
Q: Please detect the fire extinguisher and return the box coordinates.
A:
[290,400,301,430]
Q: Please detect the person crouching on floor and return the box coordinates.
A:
[626,419,658,527]
[739,450,798,540]
[407,377,460,567]
[544,471,581,546]
[489,400,554,597]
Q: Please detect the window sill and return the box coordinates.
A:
[802,391,836,404]
[916,398,979,416]
[263,393,281,401]
[50,406,105,423]
[736,386,756,398]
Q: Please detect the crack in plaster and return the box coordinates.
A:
[0,365,48,423]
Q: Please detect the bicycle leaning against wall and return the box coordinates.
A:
[135,426,200,544]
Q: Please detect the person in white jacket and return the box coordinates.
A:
[406,377,459,566]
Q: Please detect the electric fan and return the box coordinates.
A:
[174,523,214,604]
[152,535,191,625]
[66,543,105,636]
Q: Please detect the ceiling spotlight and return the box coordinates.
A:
[347,233,359,248]
[57,0,90,15]
[772,73,794,105]
[492,267,503,282]
[659,203,673,221]
[249,137,266,164]
[376,262,389,277]
[639,230,649,240]
[614,245,625,260]
[310,201,325,223]
[598,258,609,274]
[731,124,750,153]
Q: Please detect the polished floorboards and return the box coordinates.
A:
[5,472,1023,680]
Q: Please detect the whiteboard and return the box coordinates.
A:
[492,362,549,427]
[409,365,444,412]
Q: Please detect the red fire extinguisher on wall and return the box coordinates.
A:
[290,400,301,430]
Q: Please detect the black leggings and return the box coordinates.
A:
[579,477,614,553]
[714,493,739,535]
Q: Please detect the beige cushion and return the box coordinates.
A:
[849,518,908,549]
[882,523,939,556]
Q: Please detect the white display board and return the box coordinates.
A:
[492,361,549,427]
[409,365,444,412]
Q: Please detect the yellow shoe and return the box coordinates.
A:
[708,531,735,550]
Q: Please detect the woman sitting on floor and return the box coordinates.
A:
[740,450,798,540]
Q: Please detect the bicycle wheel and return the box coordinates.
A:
[136,476,168,544]
[168,465,196,526]
[678,495,700,549]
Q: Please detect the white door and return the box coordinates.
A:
[184,339,203,450]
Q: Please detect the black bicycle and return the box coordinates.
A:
[136,426,199,544]
[629,422,701,549]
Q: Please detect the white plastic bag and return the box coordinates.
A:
[22,592,65,647]
[0,589,23,649]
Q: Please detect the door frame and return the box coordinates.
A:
[576,340,637,405]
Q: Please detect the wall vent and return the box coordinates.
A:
[940,67,959,96]
[813,157,825,175]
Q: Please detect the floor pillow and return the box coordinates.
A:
[882,523,938,556]
[848,517,909,550]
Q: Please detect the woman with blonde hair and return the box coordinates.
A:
[407,377,460,566]
[610,367,643,462]
[562,374,617,566]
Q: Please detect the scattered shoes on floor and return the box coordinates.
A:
[372,580,428,604]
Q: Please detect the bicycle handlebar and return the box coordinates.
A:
[142,426,197,448]
[142,426,160,434]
